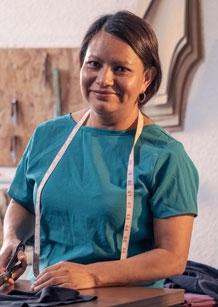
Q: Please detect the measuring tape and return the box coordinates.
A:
[120,111,143,259]
[33,109,144,276]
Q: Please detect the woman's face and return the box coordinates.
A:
[80,30,152,117]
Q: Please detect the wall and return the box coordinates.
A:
[0,0,217,268]
[0,0,150,48]
[172,0,218,267]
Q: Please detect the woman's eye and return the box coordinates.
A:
[87,61,100,68]
[115,66,129,73]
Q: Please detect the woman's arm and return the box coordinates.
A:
[31,214,194,290]
[89,214,194,287]
[0,199,35,282]
[2,199,35,245]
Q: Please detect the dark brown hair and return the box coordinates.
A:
[79,10,162,105]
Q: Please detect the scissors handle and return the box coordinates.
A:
[0,271,10,286]
[0,242,25,287]
[6,241,25,273]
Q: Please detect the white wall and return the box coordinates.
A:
[172,0,218,268]
[0,0,218,268]
[0,0,151,48]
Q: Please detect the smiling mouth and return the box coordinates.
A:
[91,89,117,95]
[90,89,119,99]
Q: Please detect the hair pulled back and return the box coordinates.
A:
[79,10,162,105]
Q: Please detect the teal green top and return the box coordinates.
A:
[8,113,198,287]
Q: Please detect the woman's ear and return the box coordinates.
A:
[143,67,157,90]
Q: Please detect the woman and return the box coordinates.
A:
[0,10,198,290]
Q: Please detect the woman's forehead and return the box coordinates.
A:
[85,30,142,65]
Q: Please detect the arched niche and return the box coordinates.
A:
[142,0,203,131]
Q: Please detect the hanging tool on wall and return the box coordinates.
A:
[52,68,62,117]
[10,135,17,163]
[41,52,49,85]
[11,98,18,126]
[10,98,18,162]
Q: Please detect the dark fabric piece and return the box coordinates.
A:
[164,260,218,301]
[0,286,97,306]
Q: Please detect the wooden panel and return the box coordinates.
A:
[0,48,87,166]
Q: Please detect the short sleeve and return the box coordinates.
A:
[8,135,35,209]
[150,141,199,218]
[7,115,75,211]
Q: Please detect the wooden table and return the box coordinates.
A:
[1,279,184,307]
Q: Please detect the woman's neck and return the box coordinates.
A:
[72,107,154,130]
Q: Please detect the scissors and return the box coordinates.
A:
[0,241,25,287]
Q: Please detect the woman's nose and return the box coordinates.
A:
[96,67,114,86]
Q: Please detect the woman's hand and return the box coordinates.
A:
[31,261,95,291]
[0,240,27,285]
